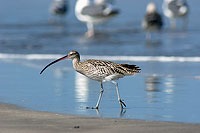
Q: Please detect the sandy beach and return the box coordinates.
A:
[0,103,200,133]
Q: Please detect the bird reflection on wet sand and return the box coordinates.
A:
[145,75,162,92]
[93,108,126,118]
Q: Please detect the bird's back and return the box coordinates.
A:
[81,5,119,17]
[76,59,140,82]
[144,12,163,30]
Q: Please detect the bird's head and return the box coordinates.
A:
[40,50,79,74]
[67,50,80,59]
[146,2,157,13]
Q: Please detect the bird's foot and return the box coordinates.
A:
[119,99,126,109]
[86,106,99,109]
[85,30,95,38]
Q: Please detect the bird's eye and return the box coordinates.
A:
[69,53,75,56]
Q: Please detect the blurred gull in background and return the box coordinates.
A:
[50,0,69,22]
[94,0,115,5]
[142,2,163,40]
[162,0,189,29]
[75,0,119,38]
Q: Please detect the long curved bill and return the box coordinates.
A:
[40,55,68,74]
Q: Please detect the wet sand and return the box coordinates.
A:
[0,103,200,133]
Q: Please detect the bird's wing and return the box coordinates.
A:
[145,12,163,26]
[82,60,115,75]
[168,1,179,12]
[82,60,140,76]
[81,5,107,16]
[81,4,119,17]
[80,60,124,78]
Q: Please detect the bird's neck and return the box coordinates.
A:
[75,0,90,13]
[72,57,80,71]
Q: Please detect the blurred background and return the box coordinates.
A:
[0,0,200,123]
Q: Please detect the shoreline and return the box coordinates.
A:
[0,102,200,133]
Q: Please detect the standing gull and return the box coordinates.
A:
[40,51,140,109]
[142,2,163,39]
[162,0,189,28]
[75,0,119,37]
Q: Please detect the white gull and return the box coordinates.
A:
[162,0,189,29]
[75,0,119,37]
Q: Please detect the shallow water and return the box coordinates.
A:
[0,0,200,123]
[1,57,200,123]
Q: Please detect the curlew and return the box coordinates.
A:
[40,51,140,109]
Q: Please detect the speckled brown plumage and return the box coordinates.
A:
[68,51,140,82]
[40,50,141,109]
[75,59,140,81]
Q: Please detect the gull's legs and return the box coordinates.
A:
[86,23,95,38]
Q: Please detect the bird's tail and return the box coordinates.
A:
[120,64,141,75]
[108,9,119,16]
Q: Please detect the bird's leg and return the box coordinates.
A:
[85,23,95,38]
[182,16,188,30]
[146,31,151,40]
[170,18,176,29]
[95,83,104,108]
[111,81,126,109]
[86,82,104,109]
